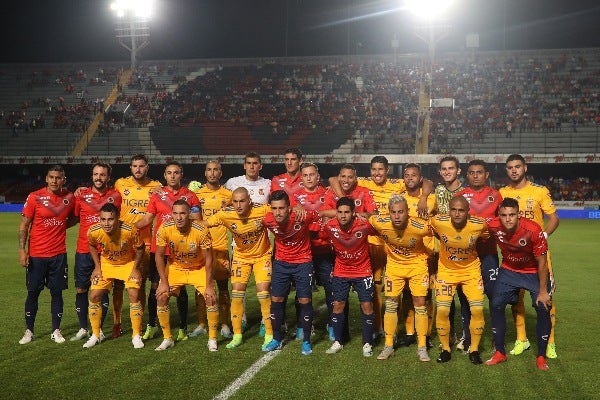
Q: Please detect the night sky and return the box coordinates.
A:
[2,0,600,64]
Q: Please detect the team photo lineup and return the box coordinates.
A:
[18,148,558,371]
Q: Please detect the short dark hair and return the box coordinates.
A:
[339,163,356,173]
[173,199,190,209]
[284,148,303,159]
[467,159,487,171]
[506,154,526,165]
[244,152,262,164]
[300,162,319,172]
[100,202,119,215]
[336,196,355,211]
[130,154,148,165]
[48,165,65,174]
[165,161,183,172]
[370,156,389,168]
[269,190,290,205]
[439,155,460,169]
[92,162,112,176]
[404,163,421,174]
[500,197,519,210]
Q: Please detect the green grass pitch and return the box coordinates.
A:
[0,213,598,400]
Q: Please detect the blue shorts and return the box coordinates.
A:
[479,253,499,298]
[27,254,68,292]
[313,252,334,287]
[491,268,552,309]
[270,260,313,299]
[74,252,94,289]
[331,275,374,303]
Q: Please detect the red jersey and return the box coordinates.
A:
[488,217,548,274]
[147,186,200,252]
[455,186,502,255]
[263,210,319,263]
[292,186,331,254]
[323,217,376,278]
[74,187,122,253]
[270,172,303,197]
[323,185,377,214]
[22,187,75,257]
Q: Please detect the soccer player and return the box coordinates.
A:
[71,162,122,342]
[154,200,218,351]
[225,152,271,204]
[270,148,304,197]
[323,197,378,357]
[262,190,320,355]
[485,198,552,371]
[83,203,145,349]
[135,161,201,341]
[430,196,488,365]
[18,165,76,345]
[188,160,233,339]
[114,154,161,339]
[499,154,559,359]
[455,159,503,351]
[370,195,433,362]
[202,187,273,349]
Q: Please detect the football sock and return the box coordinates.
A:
[270,300,285,341]
[373,282,383,333]
[50,290,64,331]
[147,287,158,327]
[361,311,375,344]
[130,302,143,336]
[468,304,485,352]
[436,302,451,351]
[230,290,245,335]
[195,291,207,326]
[512,289,527,341]
[177,286,188,329]
[257,291,272,335]
[157,305,172,339]
[331,311,345,342]
[415,305,428,348]
[206,305,219,340]
[490,304,507,354]
[75,292,89,329]
[383,298,399,347]
[25,289,41,332]
[298,301,313,342]
[88,301,103,337]
[534,301,552,357]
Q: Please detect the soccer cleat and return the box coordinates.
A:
[456,336,465,351]
[436,350,452,363]
[83,334,101,349]
[19,329,34,345]
[261,334,274,351]
[485,350,507,365]
[377,345,395,360]
[142,325,158,340]
[546,343,557,359]
[426,336,434,349]
[326,341,343,354]
[296,327,304,341]
[132,335,144,349]
[70,328,90,341]
[226,334,243,349]
[99,331,106,341]
[362,343,373,357]
[207,339,218,352]
[417,346,431,362]
[536,355,550,371]
[155,338,175,351]
[112,323,122,339]
[176,328,188,342]
[301,341,312,356]
[398,334,416,347]
[262,338,282,353]
[509,339,531,355]
[468,351,483,365]
[327,324,335,341]
[51,329,66,344]
[258,322,266,337]
[220,325,233,339]
[188,325,207,338]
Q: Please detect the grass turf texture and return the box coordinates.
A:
[0,213,598,400]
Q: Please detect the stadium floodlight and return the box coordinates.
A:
[405,0,453,20]
[110,0,154,70]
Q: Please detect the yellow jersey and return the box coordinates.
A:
[88,222,143,266]
[193,185,232,251]
[430,215,488,271]
[499,181,556,228]
[155,220,212,271]
[114,176,161,246]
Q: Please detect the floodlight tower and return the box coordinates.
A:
[405,0,452,154]
[110,0,154,70]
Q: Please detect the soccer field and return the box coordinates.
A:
[1,213,598,400]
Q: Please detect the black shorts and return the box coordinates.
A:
[27,254,68,292]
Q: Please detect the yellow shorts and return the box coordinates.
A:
[231,253,272,285]
[91,261,141,291]
[435,267,483,304]
[369,243,386,283]
[166,267,211,297]
[212,249,231,282]
[384,262,429,298]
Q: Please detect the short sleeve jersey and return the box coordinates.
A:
[323,185,378,214]
[401,190,437,218]
[114,176,161,246]
[368,215,432,267]
[499,181,556,228]
[87,222,143,266]
[323,217,377,278]
[146,186,201,252]
[455,186,502,255]
[488,217,548,274]
[22,187,75,257]
[205,204,272,260]
[430,215,488,272]
[74,187,122,253]
[224,175,271,204]
[434,183,465,215]
[264,210,319,263]
[193,185,232,251]
[155,220,212,271]
[357,177,406,216]
[292,186,331,253]
[270,172,303,197]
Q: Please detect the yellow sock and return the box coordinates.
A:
[157,305,172,339]
[231,290,245,335]
[257,291,272,335]
[436,302,451,351]
[512,289,527,341]
[468,305,485,352]
[207,305,219,339]
[130,302,143,336]
[549,303,556,344]
[415,305,428,348]
[196,291,207,326]
[88,301,102,338]
[373,283,383,332]
[383,299,398,347]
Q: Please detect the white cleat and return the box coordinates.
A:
[132,335,145,349]
[220,325,233,339]
[207,339,218,352]
[19,329,34,345]
[362,343,373,357]
[51,329,66,344]
[83,334,101,349]
[155,338,175,351]
[326,341,344,354]
[188,325,207,338]
[70,328,90,341]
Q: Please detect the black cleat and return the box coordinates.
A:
[426,335,434,349]
[468,351,483,365]
[437,350,452,363]
[398,334,417,347]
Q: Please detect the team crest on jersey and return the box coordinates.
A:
[189,242,197,251]
[526,198,534,211]
[279,181,285,188]
[440,234,448,243]
[123,189,130,196]
[121,241,128,250]
[230,223,237,231]
[181,196,189,202]
[259,189,265,195]
[355,199,362,207]
[293,223,302,231]
[409,238,417,247]
[63,198,70,205]
[319,196,325,203]
[107,197,115,203]
[355,231,363,239]
[518,238,527,247]
[468,235,475,247]
[255,220,263,229]
[487,196,495,203]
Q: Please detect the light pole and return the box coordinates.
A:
[110,0,153,70]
